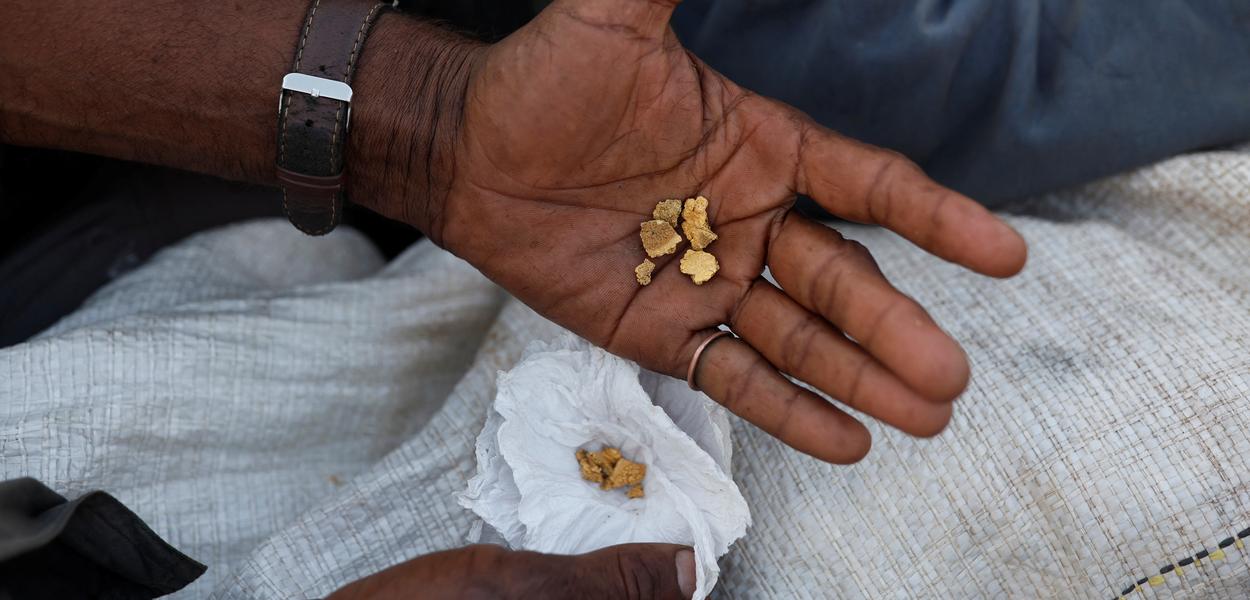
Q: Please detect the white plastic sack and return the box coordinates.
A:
[458,334,750,600]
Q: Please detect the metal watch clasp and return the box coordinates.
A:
[279,73,354,130]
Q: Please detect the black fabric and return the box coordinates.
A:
[0,155,282,348]
[397,0,536,41]
[0,478,205,600]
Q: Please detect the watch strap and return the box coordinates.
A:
[276,0,391,235]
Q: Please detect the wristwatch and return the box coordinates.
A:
[275,0,393,235]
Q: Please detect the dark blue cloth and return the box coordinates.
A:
[673,1,1250,204]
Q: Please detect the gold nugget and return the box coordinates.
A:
[681,196,710,227]
[575,449,605,484]
[635,259,655,286]
[591,447,621,473]
[680,249,719,285]
[604,458,646,491]
[640,220,681,258]
[575,446,646,498]
[681,196,718,250]
[683,222,718,251]
[653,199,682,227]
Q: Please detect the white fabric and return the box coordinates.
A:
[458,334,748,600]
[2,147,1250,599]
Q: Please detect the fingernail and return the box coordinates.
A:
[675,548,696,599]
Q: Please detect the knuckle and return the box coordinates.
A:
[721,355,768,415]
[779,314,821,371]
[770,385,805,437]
[840,357,872,411]
[812,251,848,317]
[613,550,663,600]
[729,279,765,331]
[864,151,920,224]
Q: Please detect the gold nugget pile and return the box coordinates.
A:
[575,446,646,499]
[636,196,719,286]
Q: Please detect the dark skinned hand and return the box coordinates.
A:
[404,0,1029,463]
[327,543,696,600]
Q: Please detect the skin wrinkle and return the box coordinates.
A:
[792,119,811,196]
[772,383,807,442]
[864,152,905,227]
[614,551,654,599]
[777,301,824,376]
[760,207,790,272]
[721,350,767,417]
[467,126,690,194]
[465,177,651,219]
[412,39,446,226]
[579,57,646,172]
[692,116,764,201]
[727,278,766,333]
[923,185,954,252]
[841,353,872,412]
[807,234,858,319]
[556,6,656,44]
[856,293,910,352]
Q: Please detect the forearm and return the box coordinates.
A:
[0,1,479,234]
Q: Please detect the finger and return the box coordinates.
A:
[330,543,696,600]
[690,332,872,463]
[795,120,1027,278]
[769,214,971,402]
[567,544,695,600]
[326,545,521,600]
[506,544,694,600]
[731,279,953,437]
[551,0,680,39]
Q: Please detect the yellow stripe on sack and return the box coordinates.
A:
[1174,566,1184,576]
[1148,575,1165,587]
[1236,539,1244,550]
[1211,549,1226,560]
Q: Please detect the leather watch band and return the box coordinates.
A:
[276,0,391,235]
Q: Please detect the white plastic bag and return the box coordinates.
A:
[458,334,750,600]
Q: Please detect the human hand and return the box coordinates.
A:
[326,543,695,600]
[378,0,1027,463]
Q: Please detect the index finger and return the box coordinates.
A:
[795,121,1027,278]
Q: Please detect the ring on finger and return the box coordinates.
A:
[686,330,735,391]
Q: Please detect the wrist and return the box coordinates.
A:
[345,13,484,246]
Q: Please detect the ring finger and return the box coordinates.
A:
[688,331,872,463]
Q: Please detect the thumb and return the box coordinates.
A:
[549,0,681,40]
[560,543,697,600]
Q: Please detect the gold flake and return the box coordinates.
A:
[653,199,682,227]
[635,259,655,286]
[640,220,681,258]
[679,249,719,285]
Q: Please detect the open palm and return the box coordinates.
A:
[437,0,1027,463]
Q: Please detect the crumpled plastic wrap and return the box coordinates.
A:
[458,334,750,600]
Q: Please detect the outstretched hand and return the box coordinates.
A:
[417,0,1026,463]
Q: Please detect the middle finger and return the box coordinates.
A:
[730,279,952,437]
[768,213,970,402]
